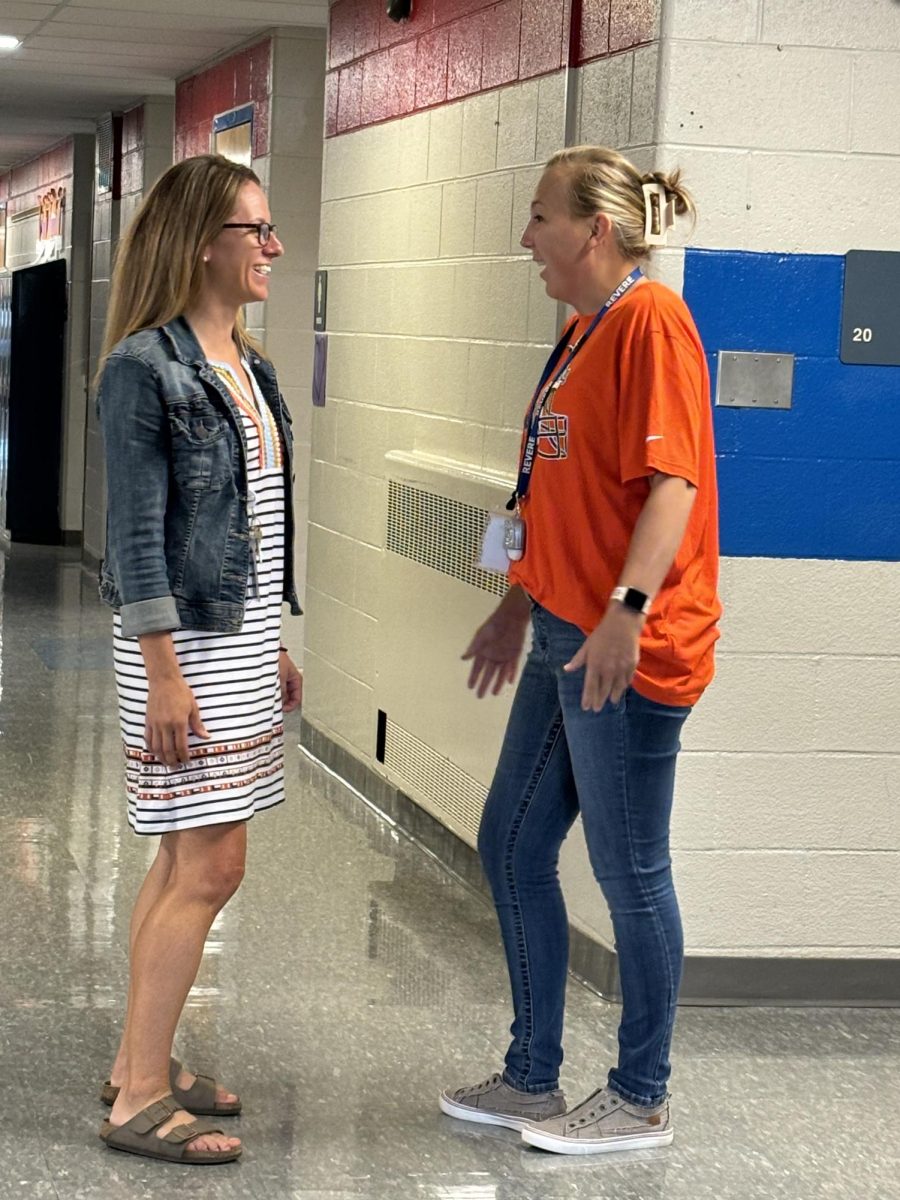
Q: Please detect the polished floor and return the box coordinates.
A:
[1,543,898,1200]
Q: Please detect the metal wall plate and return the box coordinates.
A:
[715,350,794,409]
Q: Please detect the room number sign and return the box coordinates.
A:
[840,250,900,367]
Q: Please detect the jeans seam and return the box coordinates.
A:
[615,707,676,1107]
[503,712,565,1091]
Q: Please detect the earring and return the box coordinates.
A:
[203,255,210,263]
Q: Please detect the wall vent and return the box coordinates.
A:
[382,715,487,843]
[377,455,514,849]
[386,479,507,598]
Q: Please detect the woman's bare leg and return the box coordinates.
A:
[108,821,247,1153]
[109,838,174,1086]
[109,838,237,1104]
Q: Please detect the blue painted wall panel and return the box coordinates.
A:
[685,249,844,358]
[684,248,900,561]
[717,456,900,561]
[708,355,900,461]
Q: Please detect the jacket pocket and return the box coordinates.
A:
[168,400,232,491]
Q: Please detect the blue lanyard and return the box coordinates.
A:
[508,269,643,510]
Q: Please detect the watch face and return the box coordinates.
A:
[623,588,649,613]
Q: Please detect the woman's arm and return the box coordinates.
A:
[462,585,532,698]
[564,473,696,710]
[279,647,303,712]
[139,633,209,767]
[99,352,179,636]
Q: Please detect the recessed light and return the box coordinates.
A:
[0,36,21,51]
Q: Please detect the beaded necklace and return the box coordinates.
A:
[209,360,282,471]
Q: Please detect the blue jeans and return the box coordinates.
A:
[477,603,691,1107]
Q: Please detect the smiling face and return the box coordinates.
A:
[520,167,597,305]
[202,181,284,308]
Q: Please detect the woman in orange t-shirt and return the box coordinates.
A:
[439,147,721,1154]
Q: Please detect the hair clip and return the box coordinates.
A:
[642,181,676,246]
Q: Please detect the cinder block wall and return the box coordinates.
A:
[571,0,900,961]
[307,0,571,758]
[664,0,900,960]
[307,0,900,974]
[172,31,324,660]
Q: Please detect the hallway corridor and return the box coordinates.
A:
[0,544,897,1199]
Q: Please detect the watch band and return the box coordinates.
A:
[610,586,651,616]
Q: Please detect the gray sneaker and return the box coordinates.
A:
[521,1087,672,1155]
[439,1073,566,1131]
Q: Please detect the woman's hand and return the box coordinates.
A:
[462,587,531,698]
[280,650,303,712]
[145,675,210,767]
[563,605,643,711]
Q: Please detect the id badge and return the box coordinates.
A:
[478,512,526,572]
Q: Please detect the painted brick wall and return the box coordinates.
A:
[326,0,573,134]
[174,39,272,162]
[2,139,73,226]
[308,0,900,972]
[309,42,567,760]
[648,0,900,959]
[685,249,899,562]
[167,31,325,664]
[325,0,663,137]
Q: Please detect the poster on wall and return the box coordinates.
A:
[213,104,254,168]
[36,187,65,261]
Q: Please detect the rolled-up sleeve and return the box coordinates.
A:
[98,353,180,636]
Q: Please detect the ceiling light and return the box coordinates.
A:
[0,36,21,51]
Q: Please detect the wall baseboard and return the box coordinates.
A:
[299,717,900,1007]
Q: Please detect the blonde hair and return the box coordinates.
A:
[98,154,263,374]
[546,145,696,259]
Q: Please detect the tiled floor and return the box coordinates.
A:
[1,543,898,1199]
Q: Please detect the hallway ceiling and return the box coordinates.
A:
[0,0,329,172]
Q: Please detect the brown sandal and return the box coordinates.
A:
[100,1057,242,1116]
[99,1094,242,1164]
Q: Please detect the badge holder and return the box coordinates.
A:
[477,511,525,573]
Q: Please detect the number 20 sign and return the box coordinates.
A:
[840,250,900,367]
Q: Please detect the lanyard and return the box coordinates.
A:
[508,269,643,510]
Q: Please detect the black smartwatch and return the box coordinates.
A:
[610,586,651,616]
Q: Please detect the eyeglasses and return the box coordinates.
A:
[221,222,278,246]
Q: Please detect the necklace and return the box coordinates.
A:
[209,361,283,471]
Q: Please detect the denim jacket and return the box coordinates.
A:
[98,316,301,637]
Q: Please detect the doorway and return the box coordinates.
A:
[6,259,67,543]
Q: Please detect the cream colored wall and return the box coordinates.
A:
[308,0,900,970]
[306,75,567,762]
[562,0,900,961]
[260,27,326,663]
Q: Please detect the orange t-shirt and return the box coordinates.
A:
[508,279,721,707]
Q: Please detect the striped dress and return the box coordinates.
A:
[113,360,286,835]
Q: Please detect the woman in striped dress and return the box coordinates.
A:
[95,155,302,1164]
